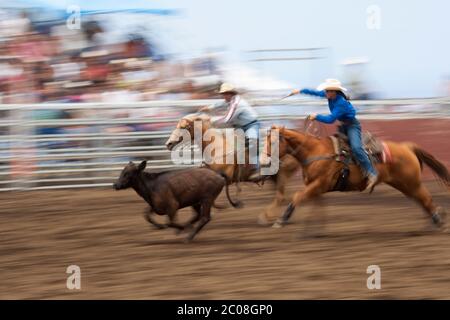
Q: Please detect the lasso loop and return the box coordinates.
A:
[303,115,325,138]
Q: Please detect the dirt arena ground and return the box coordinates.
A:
[1,178,449,300]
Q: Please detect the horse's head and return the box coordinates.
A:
[259,125,289,166]
[165,113,212,151]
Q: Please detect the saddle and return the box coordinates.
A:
[329,131,392,192]
[329,131,389,166]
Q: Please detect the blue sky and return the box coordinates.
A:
[37,0,450,97]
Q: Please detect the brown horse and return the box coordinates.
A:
[260,125,449,228]
[165,114,301,221]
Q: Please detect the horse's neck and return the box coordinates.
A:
[284,130,316,161]
[284,130,308,145]
[200,128,228,153]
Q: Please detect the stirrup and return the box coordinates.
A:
[248,172,263,182]
[365,174,378,193]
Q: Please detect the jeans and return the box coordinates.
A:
[339,119,377,177]
[243,121,260,168]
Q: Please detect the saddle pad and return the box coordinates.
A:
[381,142,393,163]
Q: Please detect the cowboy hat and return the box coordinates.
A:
[317,79,348,92]
[218,83,238,94]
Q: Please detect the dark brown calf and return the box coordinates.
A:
[113,161,239,242]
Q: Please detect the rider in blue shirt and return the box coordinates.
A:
[290,79,378,191]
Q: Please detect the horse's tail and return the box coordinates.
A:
[220,172,242,208]
[410,144,450,187]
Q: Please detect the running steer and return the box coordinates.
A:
[113,161,238,242]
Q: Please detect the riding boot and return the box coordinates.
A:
[246,136,262,182]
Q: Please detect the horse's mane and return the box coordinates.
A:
[285,127,303,134]
[182,113,211,122]
[281,127,324,141]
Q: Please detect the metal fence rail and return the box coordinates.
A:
[0,98,448,191]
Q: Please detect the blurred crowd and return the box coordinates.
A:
[0,11,223,106]
[0,10,228,177]
[0,10,448,187]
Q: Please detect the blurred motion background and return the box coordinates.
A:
[0,0,448,191]
[0,0,450,300]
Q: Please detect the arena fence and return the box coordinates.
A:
[0,97,448,191]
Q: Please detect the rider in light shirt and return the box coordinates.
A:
[200,83,261,180]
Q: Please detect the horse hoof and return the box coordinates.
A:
[257,214,270,226]
[432,213,443,226]
[272,221,283,228]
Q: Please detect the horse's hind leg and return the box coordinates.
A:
[391,182,445,227]
[411,185,445,227]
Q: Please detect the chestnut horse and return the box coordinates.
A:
[260,126,449,229]
[165,114,300,221]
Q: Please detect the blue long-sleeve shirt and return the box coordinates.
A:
[300,89,356,124]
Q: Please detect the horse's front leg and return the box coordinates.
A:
[273,179,325,228]
[259,157,299,225]
[258,189,285,226]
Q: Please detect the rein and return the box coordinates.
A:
[301,154,336,166]
[284,116,336,166]
[284,140,335,166]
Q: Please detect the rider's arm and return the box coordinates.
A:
[219,99,239,124]
[208,101,227,110]
[315,102,347,124]
[315,113,337,124]
[200,101,227,112]
[300,88,326,98]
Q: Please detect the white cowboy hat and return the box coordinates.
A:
[218,83,238,94]
[317,79,348,92]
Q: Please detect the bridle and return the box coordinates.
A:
[266,116,334,167]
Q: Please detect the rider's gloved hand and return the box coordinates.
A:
[308,113,317,121]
